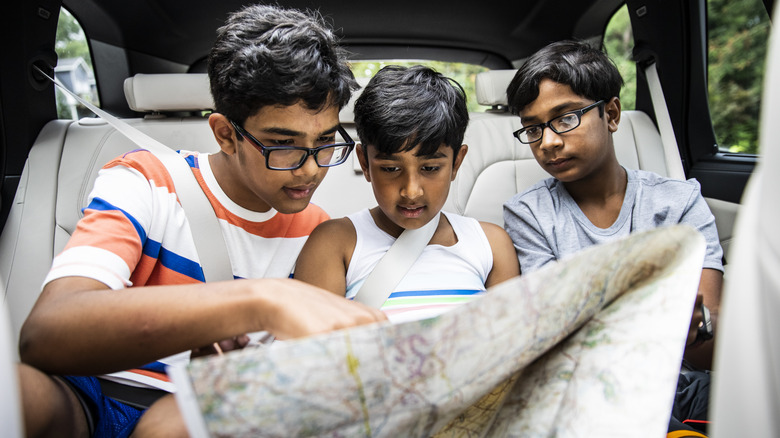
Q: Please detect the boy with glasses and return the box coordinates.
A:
[502,40,722,434]
[294,65,519,322]
[18,4,385,437]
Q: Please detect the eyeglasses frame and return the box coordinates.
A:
[230,120,355,170]
[512,99,606,144]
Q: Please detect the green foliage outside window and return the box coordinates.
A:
[708,0,770,154]
[55,9,99,119]
[56,9,92,68]
[604,5,636,111]
[605,1,770,155]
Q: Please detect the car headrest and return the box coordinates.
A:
[475,69,518,108]
[124,73,214,112]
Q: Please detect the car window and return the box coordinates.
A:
[350,60,489,112]
[55,8,99,119]
[604,4,636,111]
[707,0,771,155]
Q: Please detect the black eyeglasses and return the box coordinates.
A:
[513,100,605,144]
[230,120,355,171]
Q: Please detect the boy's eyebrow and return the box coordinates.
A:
[373,152,401,160]
[521,100,589,124]
[420,150,449,159]
[373,150,450,160]
[259,124,340,137]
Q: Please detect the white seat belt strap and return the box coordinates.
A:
[354,213,440,309]
[38,66,233,282]
[645,62,686,180]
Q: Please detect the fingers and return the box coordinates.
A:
[191,335,250,358]
[258,280,387,340]
[357,301,388,324]
[217,334,250,352]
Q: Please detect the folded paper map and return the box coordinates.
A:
[170,225,705,437]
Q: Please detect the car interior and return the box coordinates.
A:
[0,0,775,435]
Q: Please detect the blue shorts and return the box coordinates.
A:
[59,376,144,438]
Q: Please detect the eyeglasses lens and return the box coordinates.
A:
[265,129,352,170]
[552,113,580,133]
[267,149,307,169]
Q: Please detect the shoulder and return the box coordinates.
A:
[101,149,178,192]
[505,177,558,207]
[631,169,704,209]
[105,149,165,173]
[478,221,512,243]
[308,216,355,241]
[633,169,701,194]
[302,217,357,264]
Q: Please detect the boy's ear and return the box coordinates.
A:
[209,113,238,155]
[356,144,372,182]
[605,97,621,133]
[450,144,469,181]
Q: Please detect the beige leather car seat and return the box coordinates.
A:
[710,4,780,435]
[0,74,218,353]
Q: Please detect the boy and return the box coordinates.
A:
[502,40,722,432]
[18,5,385,437]
[503,40,723,367]
[294,66,519,322]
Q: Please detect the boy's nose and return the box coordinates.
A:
[538,126,563,152]
[401,174,423,199]
[291,153,320,177]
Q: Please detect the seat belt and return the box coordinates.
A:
[35,66,233,283]
[644,61,687,180]
[353,212,440,309]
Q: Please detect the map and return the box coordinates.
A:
[170,225,705,437]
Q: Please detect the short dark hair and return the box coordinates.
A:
[208,4,358,124]
[507,40,623,115]
[354,65,469,157]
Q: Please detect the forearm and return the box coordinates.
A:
[20,276,385,375]
[20,278,275,375]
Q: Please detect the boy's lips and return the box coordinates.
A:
[397,205,425,218]
[546,157,573,169]
[283,183,316,200]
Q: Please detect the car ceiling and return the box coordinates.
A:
[62,0,625,69]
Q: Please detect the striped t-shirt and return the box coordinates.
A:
[345,209,493,324]
[44,149,329,390]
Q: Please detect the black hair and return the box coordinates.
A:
[354,65,469,157]
[207,4,358,124]
[506,40,623,115]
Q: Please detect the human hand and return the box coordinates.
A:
[191,334,250,358]
[256,279,387,340]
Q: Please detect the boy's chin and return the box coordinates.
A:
[272,197,314,214]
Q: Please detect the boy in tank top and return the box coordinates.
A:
[295,65,520,323]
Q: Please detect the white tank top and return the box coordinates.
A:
[345,209,493,323]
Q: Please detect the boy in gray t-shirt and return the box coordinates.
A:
[502,40,723,372]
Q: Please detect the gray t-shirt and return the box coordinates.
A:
[503,168,724,273]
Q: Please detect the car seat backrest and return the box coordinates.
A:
[445,69,672,227]
[0,74,220,349]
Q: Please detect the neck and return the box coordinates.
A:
[208,152,272,213]
[564,161,627,204]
